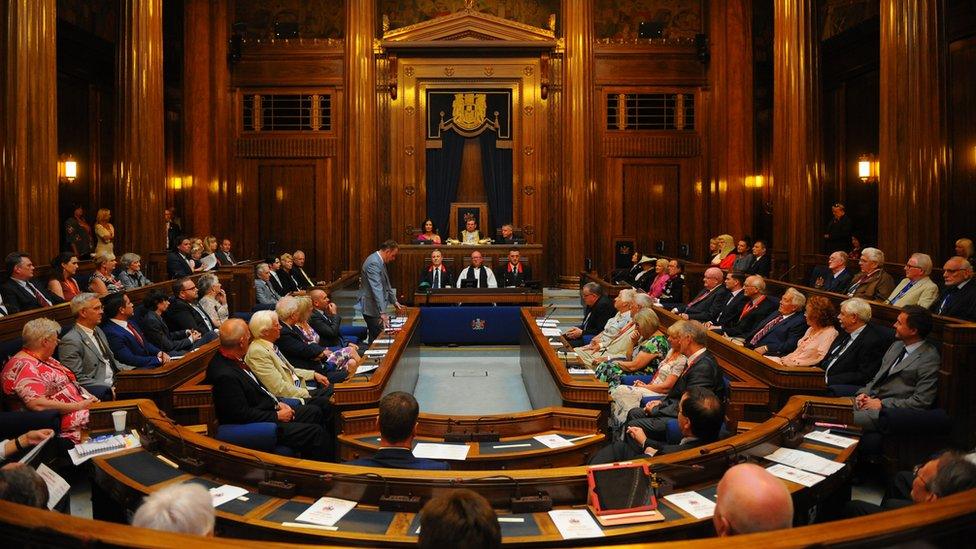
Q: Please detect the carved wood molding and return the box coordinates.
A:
[235,136,338,158]
[602,134,701,157]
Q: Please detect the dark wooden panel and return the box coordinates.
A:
[947,37,976,254]
[257,164,318,260]
[622,163,679,258]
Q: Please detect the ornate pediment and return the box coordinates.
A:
[381,4,557,51]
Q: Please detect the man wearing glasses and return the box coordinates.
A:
[163,277,218,338]
[886,253,938,308]
[931,257,976,321]
[844,451,976,516]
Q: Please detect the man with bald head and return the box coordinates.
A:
[931,257,976,321]
[673,267,730,323]
[713,463,793,536]
[206,319,333,460]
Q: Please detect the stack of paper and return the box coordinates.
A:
[536,319,560,327]
[355,363,380,375]
[364,349,387,357]
[766,464,825,487]
[664,491,716,519]
[413,443,470,461]
[764,447,845,476]
[541,327,563,337]
[534,434,573,449]
[548,510,604,539]
[567,367,595,375]
[209,484,249,507]
[803,430,857,449]
[371,338,395,345]
[293,497,357,527]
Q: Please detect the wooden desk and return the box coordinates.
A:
[114,340,220,418]
[418,287,544,306]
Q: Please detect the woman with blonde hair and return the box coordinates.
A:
[593,308,670,390]
[93,208,115,256]
[648,258,671,298]
[88,252,125,295]
[203,236,219,256]
[712,234,737,270]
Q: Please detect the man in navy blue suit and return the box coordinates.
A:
[101,292,169,369]
[346,392,448,470]
[745,288,809,357]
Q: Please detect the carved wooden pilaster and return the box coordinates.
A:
[772,0,822,280]
[0,0,58,261]
[117,0,165,254]
[878,0,946,260]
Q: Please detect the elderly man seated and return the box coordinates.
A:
[255,262,282,306]
[713,464,794,536]
[573,289,639,366]
[346,392,448,470]
[820,297,893,396]
[58,293,122,401]
[744,288,808,357]
[846,247,896,302]
[673,267,729,323]
[845,451,976,516]
[276,296,359,384]
[931,256,976,321]
[720,275,779,338]
[456,250,497,288]
[887,253,939,308]
[132,483,215,536]
[810,251,853,293]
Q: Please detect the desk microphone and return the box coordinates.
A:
[699,442,746,467]
[472,416,503,442]
[357,471,423,512]
[771,412,803,448]
[648,461,706,497]
[539,304,558,326]
[217,444,297,498]
[444,417,466,443]
[461,474,551,513]
[149,412,207,475]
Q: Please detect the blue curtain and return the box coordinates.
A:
[479,131,513,230]
[424,130,465,238]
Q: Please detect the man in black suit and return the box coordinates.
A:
[275,296,350,383]
[810,251,854,293]
[418,249,453,290]
[166,237,194,279]
[721,275,779,338]
[820,297,894,396]
[705,271,749,330]
[164,207,182,251]
[591,386,725,464]
[496,224,523,245]
[931,257,976,321]
[745,288,809,357]
[309,288,349,349]
[346,392,448,470]
[164,278,217,335]
[214,238,236,266]
[206,319,332,460]
[624,320,727,442]
[674,267,729,323]
[495,249,533,287]
[562,282,615,347]
[291,250,317,290]
[823,203,853,253]
[745,240,772,277]
[0,252,63,313]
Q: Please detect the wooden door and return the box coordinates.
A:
[621,163,680,258]
[257,164,317,260]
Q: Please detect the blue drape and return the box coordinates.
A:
[479,131,513,229]
[424,130,465,237]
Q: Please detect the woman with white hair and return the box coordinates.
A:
[132,483,214,536]
[197,273,229,327]
[118,253,152,289]
[593,308,670,390]
[1,318,98,443]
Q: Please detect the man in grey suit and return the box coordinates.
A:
[853,305,940,431]
[57,293,127,401]
[360,240,405,344]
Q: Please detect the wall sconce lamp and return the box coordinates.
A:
[58,155,77,182]
[857,154,878,182]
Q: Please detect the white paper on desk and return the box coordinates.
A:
[371,338,395,345]
[534,434,573,449]
[541,327,563,337]
[67,433,141,465]
[35,464,70,510]
[364,350,387,357]
[664,491,716,519]
[766,464,826,487]
[548,339,564,347]
[355,364,380,375]
[293,496,357,527]
[567,368,595,375]
[764,447,845,476]
[536,319,560,327]
[209,484,249,508]
[803,430,857,449]
[548,510,604,539]
[413,442,470,461]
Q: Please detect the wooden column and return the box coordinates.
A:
[345,0,378,265]
[772,0,822,279]
[708,0,754,241]
[878,1,946,260]
[0,0,58,261]
[560,0,594,285]
[117,0,165,255]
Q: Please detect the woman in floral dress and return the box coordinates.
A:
[594,308,670,390]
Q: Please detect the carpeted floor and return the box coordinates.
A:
[412,345,533,415]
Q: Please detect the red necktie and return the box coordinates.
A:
[30,284,51,307]
[750,315,785,346]
[127,323,145,346]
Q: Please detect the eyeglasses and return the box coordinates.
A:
[944,268,969,274]
[905,263,921,270]
[184,285,197,291]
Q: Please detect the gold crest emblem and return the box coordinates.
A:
[452,93,487,131]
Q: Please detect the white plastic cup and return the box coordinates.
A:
[112,410,127,433]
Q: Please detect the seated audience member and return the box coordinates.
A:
[674,267,730,322]
[497,223,522,245]
[956,237,975,264]
[810,251,853,293]
[65,204,94,259]
[593,387,724,463]
[846,247,896,301]
[846,451,976,517]
[101,292,168,370]
[658,259,685,306]
[58,293,121,400]
[138,290,201,353]
[245,310,333,413]
[819,298,893,395]
[131,483,215,536]
[347,391,447,470]
[712,234,737,270]
[278,253,301,295]
[255,262,282,305]
[1,252,63,313]
[419,249,453,289]
[624,320,726,443]
[495,248,532,287]
[848,234,863,261]
[416,218,442,245]
[731,239,753,272]
[308,289,356,348]
[166,236,194,279]
[294,296,329,347]
[766,296,838,366]
[459,218,482,244]
[197,273,228,327]
[713,464,793,536]
[0,463,48,508]
[214,238,237,266]
[887,253,939,308]
[931,257,976,321]
[720,275,778,338]
[704,271,749,330]
[291,250,318,289]
[745,288,808,357]
[0,429,52,462]
[47,253,82,301]
[456,250,497,288]
[608,342,687,429]
[2,318,98,443]
[593,307,668,389]
[418,489,499,549]
[206,319,332,460]
[631,255,656,292]
[117,253,152,289]
[202,235,219,258]
[745,240,771,277]
[88,252,125,296]
[164,278,217,335]
[276,296,359,384]
[562,282,615,347]
[647,258,671,298]
[188,243,207,273]
[853,306,940,432]
[574,289,636,366]
[264,256,287,296]
[611,251,643,285]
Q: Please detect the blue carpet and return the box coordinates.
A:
[413,346,532,415]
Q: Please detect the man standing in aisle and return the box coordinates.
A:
[360,240,405,344]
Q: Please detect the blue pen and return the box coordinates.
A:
[91,434,114,443]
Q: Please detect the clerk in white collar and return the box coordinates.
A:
[456,251,497,288]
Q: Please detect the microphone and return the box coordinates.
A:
[539,303,558,326]
[471,416,501,442]
[218,444,297,498]
[647,461,706,497]
[146,412,207,474]
[361,471,423,512]
[444,417,467,443]
[699,442,746,467]
[771,413,803,448]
